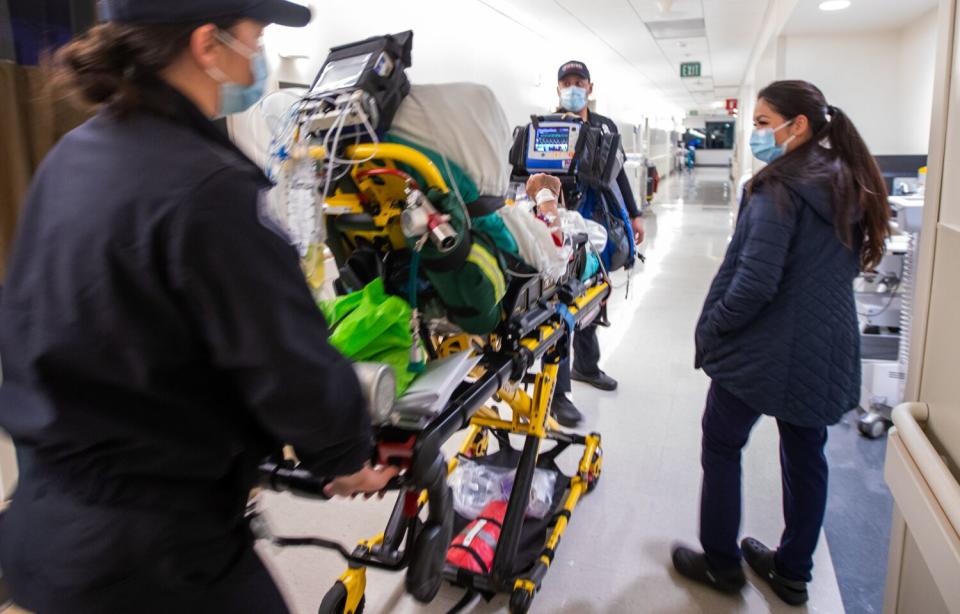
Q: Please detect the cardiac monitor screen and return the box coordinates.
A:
[533,127,572,154]
[312,53,372,94]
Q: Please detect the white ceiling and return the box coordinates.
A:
[477,0,771,113]
[631,0,769,109]
[783,0,939,35]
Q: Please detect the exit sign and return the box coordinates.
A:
[680,62,701,78]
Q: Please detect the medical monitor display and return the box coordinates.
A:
[533,127,572,154]
[312,53,373,94]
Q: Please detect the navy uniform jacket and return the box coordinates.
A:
[695,178,862,427]
[0,84,370,514]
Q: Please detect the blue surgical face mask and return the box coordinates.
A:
[750,120,795,163]
[207,31,268,117]
[559,86,588,113]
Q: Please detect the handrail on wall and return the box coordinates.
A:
[892,402,960,534]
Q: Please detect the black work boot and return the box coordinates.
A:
[671,544,746,594]
[551,394,583,428]
[741,537,809,606]
[571,368,618,391]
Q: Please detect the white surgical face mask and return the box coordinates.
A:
[750,120,795,163]
[206,30,268,117]
[559,86,588,113]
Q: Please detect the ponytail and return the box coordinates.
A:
[823,105,890,271]
[751,81,890,271]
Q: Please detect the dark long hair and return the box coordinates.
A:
[53,19,237,117]
[748,80,890,271]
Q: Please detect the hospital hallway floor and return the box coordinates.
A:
[257,167,891,614]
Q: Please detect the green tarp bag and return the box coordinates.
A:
[318,278,419,396]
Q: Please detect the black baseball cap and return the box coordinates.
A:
[558,60,590,82]
[99,0,312,28]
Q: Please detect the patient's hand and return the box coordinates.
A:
[631,216,645,245]
[324,463,400,498]
[525,173,562,202]
[538,199,560,220]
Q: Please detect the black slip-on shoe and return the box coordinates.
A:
[671,544,746,594]
[741,537,809,606]
[551,395,583,428]
[571,368,618,391]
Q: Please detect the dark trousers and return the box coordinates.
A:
[0,475,289,614]
[699,381,828,582]
[555,323,601,395]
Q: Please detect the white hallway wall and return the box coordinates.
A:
[781,9,938,157]
[781,29,903,155]
[899,9,939,155]
[733,6,938,188]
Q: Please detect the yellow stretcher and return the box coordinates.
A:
[252,142,609,614]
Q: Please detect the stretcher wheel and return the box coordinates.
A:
[509,588,534,614]
[857,412,890,439]
[318,581,365,614]
[586,447,603,493]
[405,516,454,603]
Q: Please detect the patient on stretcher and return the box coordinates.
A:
[326,82,605,339]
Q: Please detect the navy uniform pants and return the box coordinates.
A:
[699,381,829,582]
[555,323,601,396]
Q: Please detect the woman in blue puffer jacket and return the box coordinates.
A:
[672,80,891,605]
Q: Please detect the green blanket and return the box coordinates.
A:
[319,278,419,396]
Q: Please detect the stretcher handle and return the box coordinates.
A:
[248,510,411,572]
[259,460,405,500]
[259,459,333,500]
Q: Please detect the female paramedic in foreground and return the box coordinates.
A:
[0,1,396,611]
[672,80,890,605]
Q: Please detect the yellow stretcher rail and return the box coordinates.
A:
[519,282,608,354]
[306,143,450,192]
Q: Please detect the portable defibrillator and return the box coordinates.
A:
[509,113,624,193]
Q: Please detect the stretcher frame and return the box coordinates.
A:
[252,143,608,614]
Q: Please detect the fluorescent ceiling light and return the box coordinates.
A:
[646,18,707,40]
[656,0,675,13]
[819,0,851,11]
